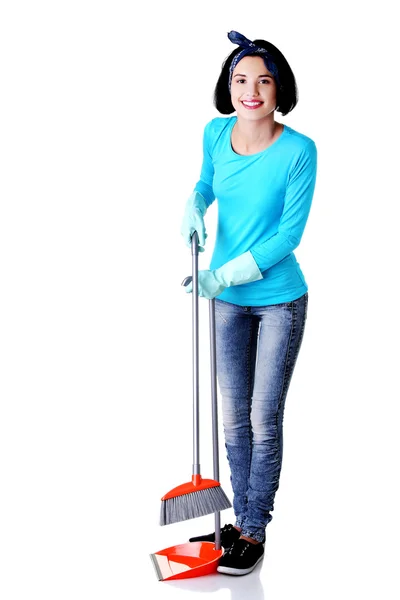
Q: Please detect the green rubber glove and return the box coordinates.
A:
[185,251,263,299]
[180,191,208,252]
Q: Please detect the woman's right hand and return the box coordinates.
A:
[180,191,208,251]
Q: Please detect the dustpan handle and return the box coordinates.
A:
[181,233,201,476]
[209,297,222,551]
[183,233,222,551]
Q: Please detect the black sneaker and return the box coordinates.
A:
[217,538,264,575]
[188,524,241,549]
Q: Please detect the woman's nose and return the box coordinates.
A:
[245,83,259,96]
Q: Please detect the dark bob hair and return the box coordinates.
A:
[214,38,298,116]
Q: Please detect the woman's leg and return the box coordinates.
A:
[241,293,308,543]
[215,299,259,530]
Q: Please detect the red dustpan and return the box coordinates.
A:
[150,541,222,581]
[150,293,226,581]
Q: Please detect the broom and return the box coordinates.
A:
[160,231,231,526]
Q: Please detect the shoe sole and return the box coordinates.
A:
[217,553,264,576]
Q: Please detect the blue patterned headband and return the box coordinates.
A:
[227,30,280,90]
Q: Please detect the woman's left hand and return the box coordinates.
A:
[184,270,225,299]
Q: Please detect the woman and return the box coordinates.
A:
[181,30,317,576]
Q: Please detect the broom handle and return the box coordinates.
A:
[191,232,200,476]
[209,297,221,551]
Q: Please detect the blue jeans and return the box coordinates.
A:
[215,293,308,543]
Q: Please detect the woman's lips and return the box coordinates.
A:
[241,101,263,110]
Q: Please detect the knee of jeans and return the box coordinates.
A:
[251,412,279,445]
[223,419,251,443]
[252,427,279,446]
[222,395,250,424]
[222,409,251,445]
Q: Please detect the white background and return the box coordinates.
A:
[1,1,399,598]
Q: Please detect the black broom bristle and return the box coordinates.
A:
[160,485,231,526]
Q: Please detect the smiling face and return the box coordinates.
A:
[230,55,278,121]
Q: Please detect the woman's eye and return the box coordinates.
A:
[236,79,270,84]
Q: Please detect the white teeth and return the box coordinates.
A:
[243,101,262,106]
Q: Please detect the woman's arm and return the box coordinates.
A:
[250,140,317,271]
[193,120,217,207]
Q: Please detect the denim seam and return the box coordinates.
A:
[276,297,307,431]
[245,318,256,492]
[288,294,307,375]
[275,301,296,445]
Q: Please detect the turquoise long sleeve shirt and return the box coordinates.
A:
[194,116,317,306]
